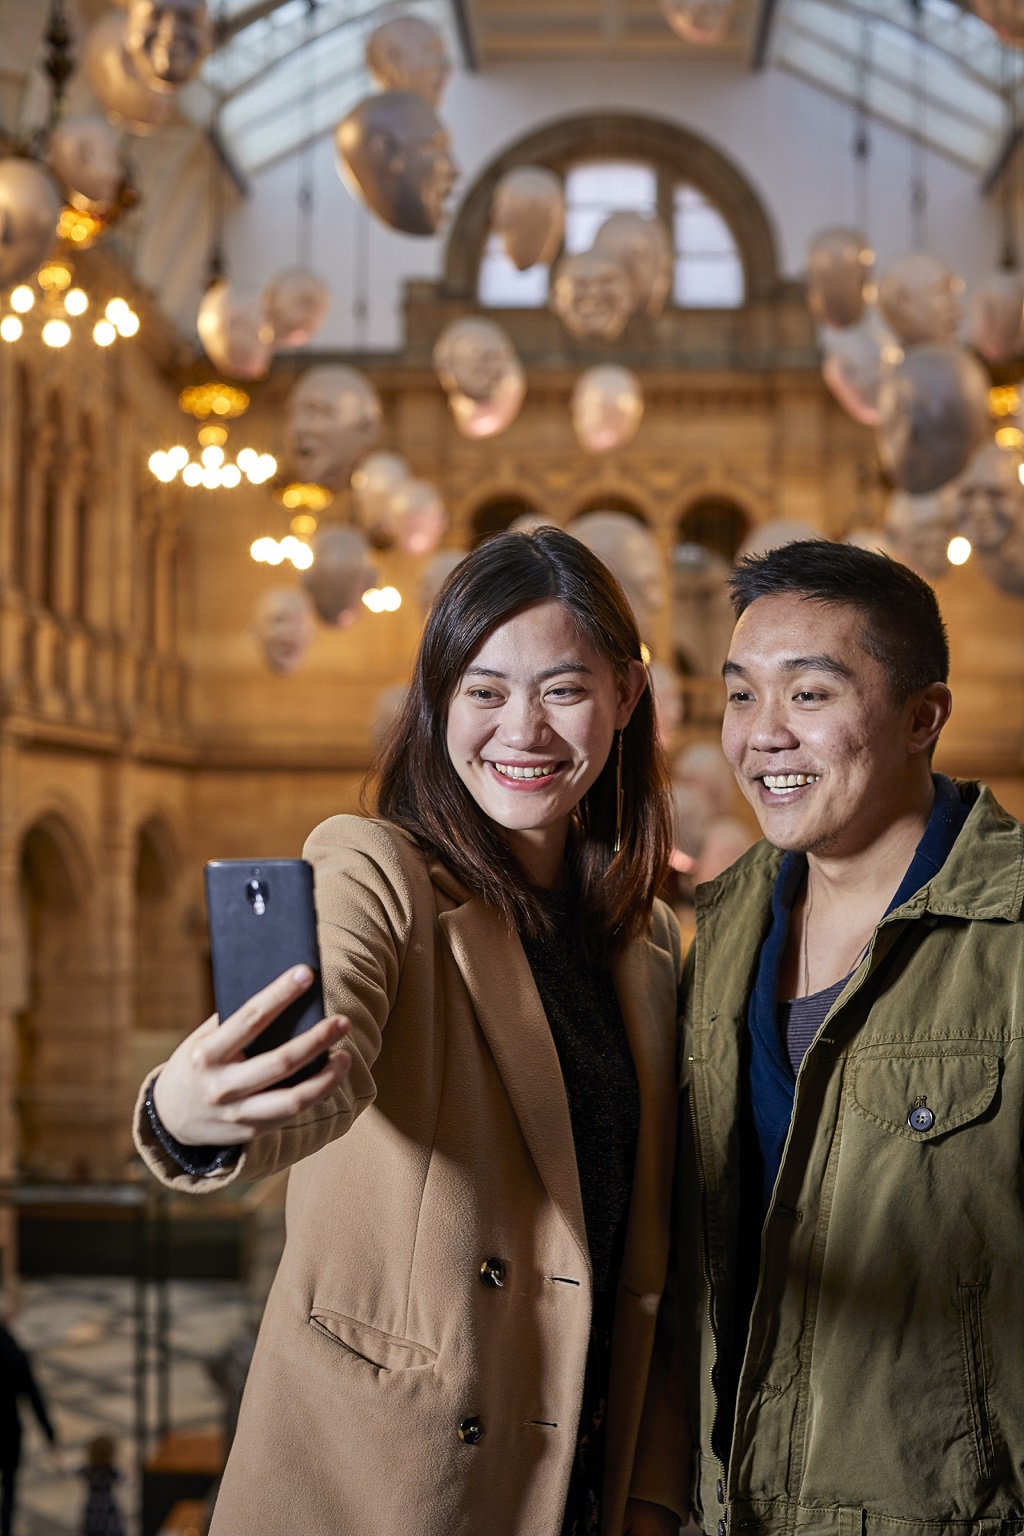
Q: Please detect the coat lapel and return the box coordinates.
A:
[437,896,589,1269]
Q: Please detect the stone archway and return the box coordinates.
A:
[443,111,779,303]
[16,813,100,1179]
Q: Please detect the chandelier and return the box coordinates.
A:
[0,257,140,348]
[148,383,277,490]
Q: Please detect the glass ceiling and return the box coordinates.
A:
[186,0,462,177]
[770,0,1020,176]
[191,0,1023,184]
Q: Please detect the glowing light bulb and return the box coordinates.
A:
[201,465,222,489]
[250,537,273,563]
[221,463,241,488]
[93,319,116,346]
[11,286,34,314]
[0,315,23,342]
[380,586,402,611]
[257,454,277,479]
[236,448,257,473]
[182,462,203,487]
[201,444,225,468]
[105,298,130,325]
[947,536,971,566]
[42,319,71,348]
[116,309,140,338]
[265,542,284,566]
[64,288,88,316]
[167,445,190,471]
[291,543,314,570]
[362,589,384,613]
[149,451,176,482]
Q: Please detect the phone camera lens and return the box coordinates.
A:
[246,878,269,916]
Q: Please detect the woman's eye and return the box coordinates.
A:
[468,687,501,702]
[546,685,583,700]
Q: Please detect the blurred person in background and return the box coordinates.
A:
[0,1297,58,1536]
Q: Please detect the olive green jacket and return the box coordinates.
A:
[679,781,1024,1536]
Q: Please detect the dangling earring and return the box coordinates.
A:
[613,729,624,854]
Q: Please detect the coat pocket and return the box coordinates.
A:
[309,1307,438,1371]
[849,1049,1001,1142]
[959,1283,996,1483]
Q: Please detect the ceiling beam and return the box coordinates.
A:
[749,0,780,67]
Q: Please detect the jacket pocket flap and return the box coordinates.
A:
[851,1050,1000,1141]
[309,1308,437,1369]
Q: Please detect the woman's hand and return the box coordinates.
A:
[622,1499,681,1536]
[153,965,351,1147]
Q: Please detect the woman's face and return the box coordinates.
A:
[446,598,646,874]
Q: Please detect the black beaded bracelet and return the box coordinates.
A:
[144,1075,242,1178]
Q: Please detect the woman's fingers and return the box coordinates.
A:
[226,1050,351,1133]
[193,966,314,1069]
[209,1015,349,1103]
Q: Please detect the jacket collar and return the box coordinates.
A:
[698,779,1024,927]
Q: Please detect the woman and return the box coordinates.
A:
[135,529,688,1536]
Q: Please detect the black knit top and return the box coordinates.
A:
[519,892,640,1295]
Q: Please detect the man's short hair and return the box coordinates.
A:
[729,539,949,700]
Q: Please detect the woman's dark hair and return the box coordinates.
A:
[371,528,672,960]
[730,540,949,699]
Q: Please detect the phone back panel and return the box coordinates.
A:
[204,858,326,1082]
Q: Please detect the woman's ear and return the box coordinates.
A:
[615,659,649,729]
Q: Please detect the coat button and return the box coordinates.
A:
[717,1479,724,1504]
[479,1257,506,1288]
[908,1105,935,1132]
[458,1416,484,1444]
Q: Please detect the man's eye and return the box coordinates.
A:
[795,690,826,703]
[727,690,753,703]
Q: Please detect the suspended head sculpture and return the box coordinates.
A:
[365,16,451,108]
[390,478,447,557]
[335,90,457,236]
[285,366,382,488]
[301,525,376,626]
[47,114,124,208]
[490,165,564,271]
[967,269,1024,366]
[660,0,734,44]
[351,451,413,542]
[447,360,526,439]
[806,226,874,329]
[593,211,673,318]
[550,249,633,341]
[197,280,274,380]
[876,343,990,495]
[883,487,960,580]
[417,549,465,614]
[567,510,665,640]
[261,267,330,349]
[978,523,1024,595]
[735,520,818,559]
[84,12,175,134]
[952,439,1024,553]
[570,366,644,454]
[433,316,518,401]
[251,588,315,675]
[820,307,903,426]
[123,0,213,91]
[877,251,964,345]
[0,158,62,287]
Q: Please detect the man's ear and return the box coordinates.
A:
[907,681,952,755]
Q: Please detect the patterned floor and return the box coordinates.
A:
[9,1277,249,1536]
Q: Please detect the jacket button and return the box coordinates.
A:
[908,1105,935,1132]
[717,1479,724,1504]
[458,1416,484,1444]
[479,1257,506,1288]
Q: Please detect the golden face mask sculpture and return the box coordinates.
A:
[335,90,457,236]
[285,366,382,489]
[877,251,964,345]
[566,510,665,642]
[302,525,377,626]
[261,268,331,350]
[967,270,1024,366]
[123,0,213,91]
[251,588,315,675]
[0,158,62,286]
[365,16,451,108]
[876,343,990,496]
[490,166,565,271]
[433,317,518,402]
[85,11,175,134]
[197,280,275,381]
[806,226,875,330]
[570,366,644,454]
[47,114,124,209]
[550,250,633,341]
[593,212,672,319]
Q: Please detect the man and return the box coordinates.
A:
[679,540,1024,1535]
[0,1301,57,1536]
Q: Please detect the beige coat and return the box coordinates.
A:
[134,815,688,1536]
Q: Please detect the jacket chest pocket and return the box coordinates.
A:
[849,1048,1001,1142]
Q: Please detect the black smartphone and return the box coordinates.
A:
[204,858,328,1089]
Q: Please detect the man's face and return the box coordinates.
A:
[721,594,917,858]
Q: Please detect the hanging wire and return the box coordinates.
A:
[1000,47,1020,269]
[297,0,318,269]
[909,0,928,249]
[853,18,872,235]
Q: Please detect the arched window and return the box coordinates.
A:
[469,495,543,547]
[478,157,744,311]
[678,497,749,562]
